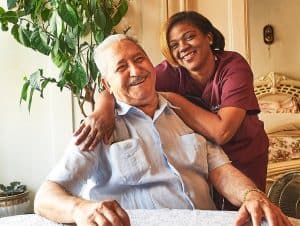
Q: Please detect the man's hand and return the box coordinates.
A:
[72,200,130,226]
[74,110,115,151]
[235,191,292,226]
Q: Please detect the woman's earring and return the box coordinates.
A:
[209,41,213,45]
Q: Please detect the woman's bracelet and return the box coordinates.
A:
[242,188,265,202]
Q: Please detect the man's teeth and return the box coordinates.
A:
[130,77,145,86]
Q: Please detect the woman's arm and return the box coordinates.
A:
[209,164,291,226]
[162,92,246,145]
[74,90,115,151]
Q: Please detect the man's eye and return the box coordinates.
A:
[116,65,127,72]
[135,56,144,63]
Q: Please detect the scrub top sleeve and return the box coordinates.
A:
[155,60,180,92]
[219,61,258,111]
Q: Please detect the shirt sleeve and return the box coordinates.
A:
[206,141,231,172]
[46,137,101,196]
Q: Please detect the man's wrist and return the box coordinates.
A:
[70,198,84,221]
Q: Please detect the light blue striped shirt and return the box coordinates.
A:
[47,95,230,210]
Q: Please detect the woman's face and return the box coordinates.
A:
[168,22,214,73]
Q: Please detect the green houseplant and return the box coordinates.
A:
[0,181,30,217]
[0,0,129,116]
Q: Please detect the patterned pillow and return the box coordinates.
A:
[259,96,300,113]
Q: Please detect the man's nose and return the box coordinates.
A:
[129,64,142,76]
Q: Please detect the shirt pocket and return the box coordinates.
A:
[179,133,208,173]
[109,138,150,185]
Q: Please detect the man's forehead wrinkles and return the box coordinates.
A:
[113,52,143,65]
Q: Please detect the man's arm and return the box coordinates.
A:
[209,164,291,226]
[34,181,130,226]
[34,181,82,223]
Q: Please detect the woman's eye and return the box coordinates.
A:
[169,43,178,50]
[185,33,195,41]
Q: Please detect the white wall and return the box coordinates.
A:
[248,0,300,79]
[0,4,73,210]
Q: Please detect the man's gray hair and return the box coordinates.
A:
[93,34,140,78]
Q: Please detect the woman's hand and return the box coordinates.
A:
[74,91,116,151]
[235,191,292,226]
[74,110,115,151]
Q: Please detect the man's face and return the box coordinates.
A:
[102,40,156,107]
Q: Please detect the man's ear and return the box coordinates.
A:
[101,78,112,94]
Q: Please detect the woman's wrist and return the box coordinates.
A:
[242,188,265,203]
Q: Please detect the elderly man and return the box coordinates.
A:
[34,34,290,226]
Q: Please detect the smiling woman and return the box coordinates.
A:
[155,11,269,210]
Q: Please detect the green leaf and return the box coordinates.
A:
[112,0,128,26]
[49,11,58,36]
[2,11,18,24]
[0,184,5,191]
[94,29,104,43]
[40,79,51,98]
[57,77,66,90]
[41,8,53,22]
[11,24,20,42]
[89,57,99,81]
[104,17,112,36]
[90,0,97,13]
[33,0,44,19]
[29,69,42,90]
[28,87,34,112]
[24,0,35,14]
[118,0,128,16]
[0,7,5,16]
[59,59,70,79]
[26,69,43,112]
[94,7,106,29]
[58,33,67,52]
[20,79,30,103]
[112,11,122,26]
[7,0,17,10]
[65,30,76,50]
[71,61,88,91]
[30,28,51,55]
[51,39,66,67]
[81,22,91,36]
[18,26,32,47]
[1,22,8,31]
[57,2,78,28]
[10,182,20,188]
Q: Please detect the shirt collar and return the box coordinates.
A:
[115,94,179,118]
